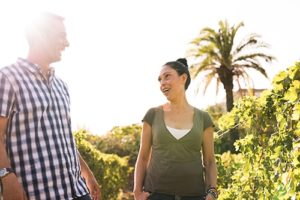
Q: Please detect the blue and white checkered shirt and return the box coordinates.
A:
[0,58,89,199]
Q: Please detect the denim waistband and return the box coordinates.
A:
[148,192,204,200]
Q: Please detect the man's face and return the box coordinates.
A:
[42,19,69,63]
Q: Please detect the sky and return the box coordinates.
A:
[0,0,300,135]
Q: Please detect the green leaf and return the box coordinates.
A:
[292,80,300,89]
[273,71,288,84]
[292,104,300,121]
[295,122,300,136]
[289,64,300,80]
[283,86,299,102]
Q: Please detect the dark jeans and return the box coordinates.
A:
[73,194,92,200]
[148,192,204,200]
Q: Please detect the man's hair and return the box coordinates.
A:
[25,12,64,46]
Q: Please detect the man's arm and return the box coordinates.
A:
[78,152,101,200]
[0,117,27,200]
[0,118,10,168]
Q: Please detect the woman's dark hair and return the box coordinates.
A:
[164,58,191,90]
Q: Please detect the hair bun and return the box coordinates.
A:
[176,58,188,67]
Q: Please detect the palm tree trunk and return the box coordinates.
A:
[224,84,239,152]
[217,65,239,152]
[216,65,234,112]
[225,85,234,112]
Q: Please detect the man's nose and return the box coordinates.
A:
[64,38,70,47]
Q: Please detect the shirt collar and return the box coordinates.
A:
[17,57,55,77]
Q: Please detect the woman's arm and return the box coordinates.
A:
[202,126,218,199]
[133,122,152,200]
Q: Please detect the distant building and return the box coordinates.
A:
[233,88,266,100]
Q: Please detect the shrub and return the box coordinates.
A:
[74,130,133,200]
[216,62,300,199]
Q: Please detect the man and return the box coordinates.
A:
[0,13,101,200]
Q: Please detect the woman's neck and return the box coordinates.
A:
[165,97,191,112]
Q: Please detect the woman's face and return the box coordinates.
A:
[158,65,186,100]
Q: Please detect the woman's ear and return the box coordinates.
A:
[180,73,187,85]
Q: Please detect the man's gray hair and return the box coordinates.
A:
[25,12,64,46]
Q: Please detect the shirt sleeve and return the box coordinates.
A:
[203,111,214,130]
[142,107,156,126]
[0,72,15,117]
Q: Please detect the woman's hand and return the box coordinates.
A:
[205,193,215,200]
[133,190,150,200]
[205,187,218,200]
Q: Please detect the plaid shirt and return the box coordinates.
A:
[0,58,89,199]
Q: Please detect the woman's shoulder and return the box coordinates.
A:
[193,106,206,113]
[148,104,165,111]
[143,105,164,125]
[193,107,214,128]
[193,107,210,117]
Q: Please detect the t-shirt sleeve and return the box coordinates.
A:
[203,111,214,130]
[0,72,15,117]
[142,108,156,126]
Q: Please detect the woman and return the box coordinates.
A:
[133,58,218,200]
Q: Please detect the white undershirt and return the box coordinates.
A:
[166,126,191,140]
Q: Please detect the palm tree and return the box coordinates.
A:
[187,20,275,151]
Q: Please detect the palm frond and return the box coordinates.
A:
[234,33,261,53]
[202,70,218,94]
[231,22,244,38]
[234,62,268,78]
[201,27,217,35]
[234,68,253,88]
[235,78,243,92]
[234,53,274,63]
[189,58,217,78]
[215,77,221,96]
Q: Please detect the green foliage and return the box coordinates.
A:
[74,130,133,200]
[93,124,142,166]
[76,124,142,197]
[92,124,142,194]
[216,62,300,199]
[206,104,232,153]
[206,103,225,129]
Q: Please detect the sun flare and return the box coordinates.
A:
[0,0,65,65]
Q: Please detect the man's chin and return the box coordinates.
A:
[51,56,62,63]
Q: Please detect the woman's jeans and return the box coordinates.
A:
[147,192,205,200]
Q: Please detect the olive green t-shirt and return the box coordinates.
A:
[142,106,214,196]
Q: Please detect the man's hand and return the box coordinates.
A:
[78,152,101,200]
[2,173,27,200]
[85,173,101,200]
[133,190,150,200]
